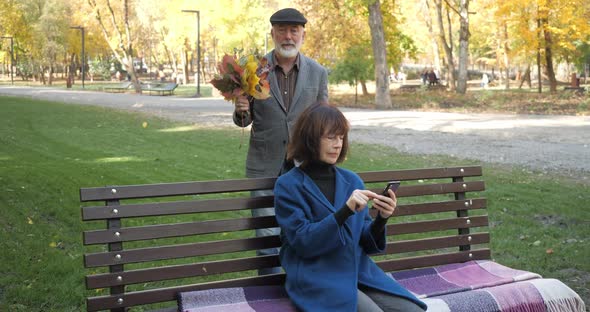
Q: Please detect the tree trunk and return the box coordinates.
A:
[40,66,46,85]
[536,17,543,93]
[48,66,53,85]
[123,54,141,93]
[434,0,456,91]
[360,80,368,96]
[502,22,510,89]
[519,65,532,89]
[456,0,470,94]
[541,18,557,92]
[422,0,442,77]
[355,78,358,106]
[368,0,392,109]
[181,49,188,85]
[67,53,76,88]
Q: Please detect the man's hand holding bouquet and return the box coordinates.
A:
[210,52,271,145]
[210,53,271,105]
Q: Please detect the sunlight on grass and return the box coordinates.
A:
[0,155,12,161]
[158,125,201,132]
[93,156,146,163]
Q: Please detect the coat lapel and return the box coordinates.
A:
[333,168,352,211]
[300,167,352,214]
[290,55,306,112]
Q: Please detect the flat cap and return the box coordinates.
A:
[270,8,307,27]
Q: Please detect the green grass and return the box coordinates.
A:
[1,96,588,311]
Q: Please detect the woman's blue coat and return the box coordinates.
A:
[274,166,427,311]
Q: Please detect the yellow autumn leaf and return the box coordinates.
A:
[27,217,33,225]
[49,242,57,248]
[142,122,148,128]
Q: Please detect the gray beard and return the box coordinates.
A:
[276,46,299,58]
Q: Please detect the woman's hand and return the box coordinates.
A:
[371,189,397,218]
[346,190,376,213]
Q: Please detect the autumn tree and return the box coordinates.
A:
[487,0,590,93]
[34,0,71,85]
[329,41,374,103]
[0,0,29,78]
[87,0,142,92]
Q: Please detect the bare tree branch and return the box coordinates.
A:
[87,0,121,61]
[442,0,460,15]
[105,0,125,51]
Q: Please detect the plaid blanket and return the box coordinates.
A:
[178,260,586,312]
[390,260,542,298]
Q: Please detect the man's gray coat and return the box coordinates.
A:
[233,51,329,178]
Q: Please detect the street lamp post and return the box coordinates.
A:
[1,36,14,85]
[182,9,201,97]
[70,26,85,89]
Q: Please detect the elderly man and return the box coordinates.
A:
[233,8,329,275]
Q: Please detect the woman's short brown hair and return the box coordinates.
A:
[287,104,350,166]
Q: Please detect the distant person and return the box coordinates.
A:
[232,7,329,275]
[421,69,428,85]
[428,69,437,85]
[275,104,427,311]
[481,73,489,88]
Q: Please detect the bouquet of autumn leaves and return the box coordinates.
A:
[210,53,271,103]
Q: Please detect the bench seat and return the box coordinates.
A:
[178,260,585,312]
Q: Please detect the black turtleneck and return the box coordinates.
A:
[301,162,389,239]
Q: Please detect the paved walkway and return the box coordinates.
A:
[1,86,589,179]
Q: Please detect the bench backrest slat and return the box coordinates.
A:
[84,236,280,267]
[386,233,490,254]
[389,215,488,234]
[81,166,489,311]
[83,216,277,244]
[82,196,275,220]
[80,177,277,201]
[86,255,280,289]
[377,249,491,272]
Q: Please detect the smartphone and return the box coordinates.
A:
[382,181,401,196]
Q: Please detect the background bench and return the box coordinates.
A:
[141,82,178,96]
[104,81,133,93]
[80,166,584,312]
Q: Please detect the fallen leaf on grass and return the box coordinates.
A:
[27,217,33,225]
[546,248,554,254]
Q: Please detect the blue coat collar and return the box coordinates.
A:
[300,166,351,213]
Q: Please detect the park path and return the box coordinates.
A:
[1,86,589,180]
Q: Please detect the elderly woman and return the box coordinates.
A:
[274,104,427,312]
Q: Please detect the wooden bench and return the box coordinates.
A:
[397,84,446,93]
[104,81,133,93]
[80,166,584,311]
[563,86,586,95]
